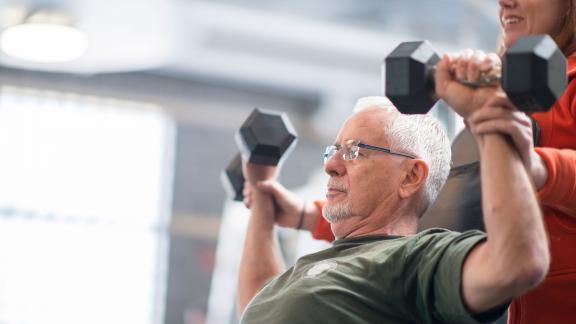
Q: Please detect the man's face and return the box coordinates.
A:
[323,109,405,223]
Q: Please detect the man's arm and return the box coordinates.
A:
[243,180,319,231]
[243,180,336,241]
[435,52,550,313]
[461,112,549,313]
[237,164,286,314]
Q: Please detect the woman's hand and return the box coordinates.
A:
[466,94,549,189]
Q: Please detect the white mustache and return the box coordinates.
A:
[327,179,348,193]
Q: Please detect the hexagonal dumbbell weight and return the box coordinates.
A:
[384,34,567,114]
[221,153,244,201]
[235,108,298,166]
[502,35,568,112]
[221,108,298,201]
[385,40,440,114]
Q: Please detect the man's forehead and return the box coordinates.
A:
[336,109,395,144]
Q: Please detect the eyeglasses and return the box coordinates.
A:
[323,139,416,164]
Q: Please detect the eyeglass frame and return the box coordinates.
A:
[323,139,416,164]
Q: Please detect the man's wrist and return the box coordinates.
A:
[296,201,306,230]
[300,201,320,232]
[531,151,549,189]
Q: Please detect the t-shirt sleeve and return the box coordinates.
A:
[409,230,508,323]
[535,147,576,215]
[311,200,335,242]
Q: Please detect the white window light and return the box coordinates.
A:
[0,86,174,324]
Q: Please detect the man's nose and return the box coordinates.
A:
[324,151,346,177]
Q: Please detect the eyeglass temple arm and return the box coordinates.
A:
[358,143,416,159]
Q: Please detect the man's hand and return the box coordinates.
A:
[243,180,319,231]
[242,161,278,184]
[435,50,502,118]
[466,95,549,189]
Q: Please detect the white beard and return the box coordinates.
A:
[323,201,352,224]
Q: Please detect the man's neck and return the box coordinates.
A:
[331,210,418,239]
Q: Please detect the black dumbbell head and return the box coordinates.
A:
[235,108,298,166]
[221,153,244,201]
[503,34,567,112]
[385,41,440,114]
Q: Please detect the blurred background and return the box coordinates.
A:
[0,0,500,323]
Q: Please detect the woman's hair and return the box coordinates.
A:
[498,0,576,56]
[554,0,576,55]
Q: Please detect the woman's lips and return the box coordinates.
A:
[501,15,524,28]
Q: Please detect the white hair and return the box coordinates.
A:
[353,96,397,113]
[354,96,452,214]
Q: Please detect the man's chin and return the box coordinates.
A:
[323,202,352,224]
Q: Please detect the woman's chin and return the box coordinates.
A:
[504,34,519,48]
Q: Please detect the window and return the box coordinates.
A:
[0,87,174,324]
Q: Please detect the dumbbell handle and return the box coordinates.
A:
[430,66,502,88]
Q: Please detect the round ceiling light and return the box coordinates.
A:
[1,22,88,63]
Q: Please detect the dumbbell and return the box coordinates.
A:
[384,34,567,114]
[221,153,244,201]
[221,108,298,201]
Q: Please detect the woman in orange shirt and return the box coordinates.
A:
[459,1,576,322]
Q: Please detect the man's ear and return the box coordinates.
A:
[398,159,429,199]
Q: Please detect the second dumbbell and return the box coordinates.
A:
[384,34,567,114]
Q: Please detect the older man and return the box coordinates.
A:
[237,94,549,323]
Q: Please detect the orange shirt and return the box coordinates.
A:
[311,200,333,241]
[508,55,576,324]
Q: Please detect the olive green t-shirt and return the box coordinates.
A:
[241,228,505,324]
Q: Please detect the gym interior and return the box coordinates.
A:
[0,1,504,323]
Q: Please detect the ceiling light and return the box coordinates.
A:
[0,10,88,63]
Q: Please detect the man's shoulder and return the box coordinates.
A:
[415,228,485,239]
[406,228,486,253]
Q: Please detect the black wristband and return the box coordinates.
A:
[530,116,541,147]
[296,201,306,230]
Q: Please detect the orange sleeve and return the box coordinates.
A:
[535,147,576,215]
[310,200,335,242]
